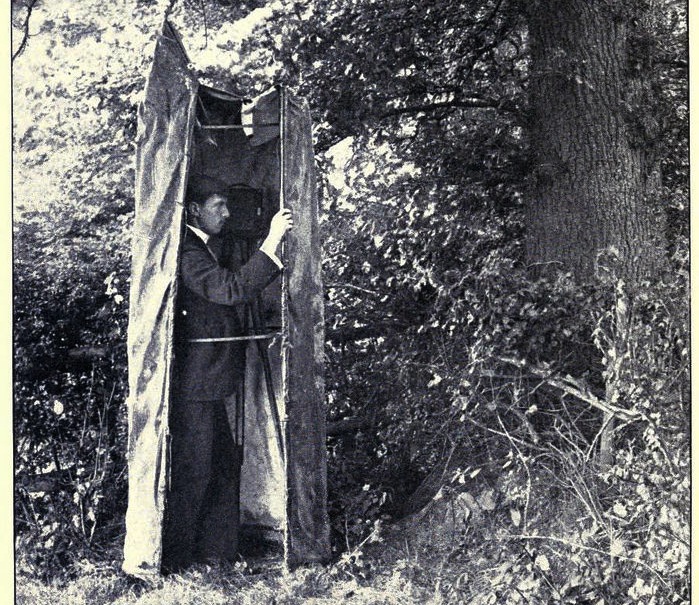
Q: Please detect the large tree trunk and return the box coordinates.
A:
[525,0,665,284]
[525,1,666,467]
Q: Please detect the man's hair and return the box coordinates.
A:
[185,174,229,207]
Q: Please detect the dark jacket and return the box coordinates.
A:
[174,228,280,400]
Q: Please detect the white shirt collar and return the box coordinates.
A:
[187,224,210,244]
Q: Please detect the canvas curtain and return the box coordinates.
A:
[122,21,197,578]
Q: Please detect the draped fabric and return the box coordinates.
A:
[122,20,329,579]
[281,92,330,567]
[122,20,197,578]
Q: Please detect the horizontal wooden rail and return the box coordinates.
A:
[200,123,280,130]
[188,332,281,343]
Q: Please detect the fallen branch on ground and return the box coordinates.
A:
[498,357,642,424]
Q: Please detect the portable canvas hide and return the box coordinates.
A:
[123,21,329,577]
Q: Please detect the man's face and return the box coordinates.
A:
[193,194,230,235]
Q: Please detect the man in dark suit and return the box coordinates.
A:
[162,175,292,571]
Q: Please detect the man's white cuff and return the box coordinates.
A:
[260,247,283,269]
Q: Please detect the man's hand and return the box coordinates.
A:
[260,208,293,259]
[268,208,294,244]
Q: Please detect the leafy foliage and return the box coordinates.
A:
[14,195,132,578]
[12,1,688,602]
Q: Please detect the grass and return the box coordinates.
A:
[15,468,690,605]
[14,490,529,605]
[16,533,440,605]
[10,488,592,605]
[16,556,435,605]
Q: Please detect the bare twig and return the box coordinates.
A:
[466,416,545,452]
[547,443,605,526]
[496,411,531,530]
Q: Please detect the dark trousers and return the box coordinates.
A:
[162,392,243,571]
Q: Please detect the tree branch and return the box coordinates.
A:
[17,467,75,493]
[327,282,379,296]
[327,417,370,436]
[67,346,108,361]
[12,0,38,62]
[382,97,518,120]
[164,0,179,21]
[326,322,405,343]
[498,357,642,424]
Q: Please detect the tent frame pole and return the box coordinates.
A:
[279,86,291,566]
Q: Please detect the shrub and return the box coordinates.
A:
[14,214,131,580]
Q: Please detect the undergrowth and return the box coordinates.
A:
[16,442,688,605]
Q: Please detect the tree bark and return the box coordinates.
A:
[525,0,665,284]
[525,1,667,466]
